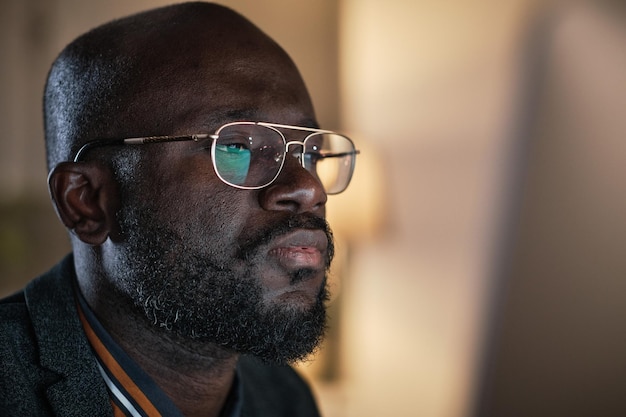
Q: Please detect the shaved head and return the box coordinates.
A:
[44,2,311,170]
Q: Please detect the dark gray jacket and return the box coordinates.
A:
[0,255,320,416]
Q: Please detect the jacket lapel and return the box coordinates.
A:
[24,255,113,417]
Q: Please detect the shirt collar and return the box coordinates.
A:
[75,288,242,417]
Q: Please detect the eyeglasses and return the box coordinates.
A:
[72,121,359,195]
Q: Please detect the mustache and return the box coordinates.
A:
[236,214,335,267]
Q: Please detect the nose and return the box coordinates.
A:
[258,153,327,215]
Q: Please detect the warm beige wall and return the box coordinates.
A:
[337,1,626,416]
[475,3,626,416]
[336,1,535,416]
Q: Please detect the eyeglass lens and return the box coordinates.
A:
[213,124,356,194]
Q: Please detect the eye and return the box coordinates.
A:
[214,135,252,185]
[227,142,249,151]
[215,139,252,160]
[217,133,252,150]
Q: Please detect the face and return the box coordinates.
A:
[104,32,333,364]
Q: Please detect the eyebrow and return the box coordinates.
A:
[202,109,320,131]
[224,108,259,122]
[201,109,259,130]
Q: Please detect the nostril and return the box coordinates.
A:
[273,199,300,213]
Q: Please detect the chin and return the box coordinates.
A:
[264,269,327,309]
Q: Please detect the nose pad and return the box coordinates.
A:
[292,151,304,166]
[285,141,306,168]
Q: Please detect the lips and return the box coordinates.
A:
[267,229,329,271]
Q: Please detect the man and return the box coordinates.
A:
[0,2,358,416]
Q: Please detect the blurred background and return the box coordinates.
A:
[1,0,625,416]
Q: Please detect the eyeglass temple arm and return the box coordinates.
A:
[72,134,210,162]
[73,139,125,162]
[319,150,361,158]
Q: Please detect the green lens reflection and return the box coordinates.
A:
[215,144,251,185]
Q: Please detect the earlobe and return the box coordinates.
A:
[48,162,118,245]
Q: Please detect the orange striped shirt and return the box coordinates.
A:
[75,290,242,417]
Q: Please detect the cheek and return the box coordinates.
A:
[139,150,262,249]
[161,180,256,247]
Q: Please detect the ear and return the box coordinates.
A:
[48,162,119,245]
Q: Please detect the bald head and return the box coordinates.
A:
[44,2,312,170]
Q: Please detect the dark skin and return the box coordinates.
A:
[47,9,327,417]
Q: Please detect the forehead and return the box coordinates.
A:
[115,13,315,134]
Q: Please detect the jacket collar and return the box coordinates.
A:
[24,254,112,416]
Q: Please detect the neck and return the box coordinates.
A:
[77,270,239,417]
[115,324,239,417]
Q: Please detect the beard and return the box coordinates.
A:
[111,195,333,365]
